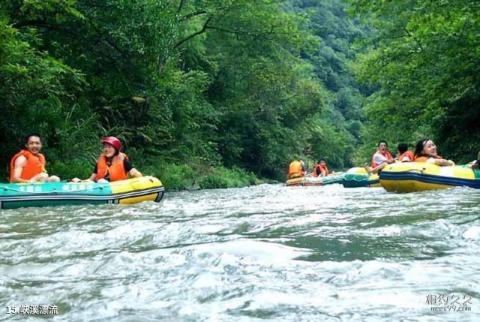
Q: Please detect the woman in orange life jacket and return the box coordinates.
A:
[368,140,394,174]
[413,139,455,166]
[312,159,329,177]
[9,133,60,183]
[396,143,414,162]
[72,136,142,183]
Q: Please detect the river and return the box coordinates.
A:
[1,184,479,321]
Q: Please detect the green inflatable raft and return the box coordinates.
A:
[0,176,164,210]
[342,167,380,188]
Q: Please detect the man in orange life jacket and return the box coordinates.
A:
[369,140,394,174]
[73,136,142,183]
[10,134,60,183]
[396,143,414,162]
[312,159,329,177]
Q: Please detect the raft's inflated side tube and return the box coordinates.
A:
[342,167,380,188]
[0,176,164,209]
[286,173,345,187]
[380,162,480,193]
[286,176,323,187]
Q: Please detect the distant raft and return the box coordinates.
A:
[0,176,164,209]
[380,162,480,193]
[286,173,344,187]
[342,167,380,188]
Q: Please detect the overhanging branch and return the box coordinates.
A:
[174,16,213,48]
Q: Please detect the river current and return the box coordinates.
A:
[1,184,479,321]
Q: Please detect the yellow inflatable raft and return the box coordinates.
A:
[286,176,323,186]
[380,162,480,193]
[286,173,344,187]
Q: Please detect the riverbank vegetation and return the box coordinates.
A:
[1,0,477,189]
[0,0,365,188]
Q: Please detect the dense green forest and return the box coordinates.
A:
[349,0,480,163]
[0,0,365,187]
[290,0,368,167]
[1,0,477,188]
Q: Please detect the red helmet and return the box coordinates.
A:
[101,136,122,151]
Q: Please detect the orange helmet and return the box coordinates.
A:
[101,136,122,151]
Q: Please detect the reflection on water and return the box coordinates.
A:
[1,184,479,321]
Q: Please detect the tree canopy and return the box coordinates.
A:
[348,0,480,162]
[1,0,366,183]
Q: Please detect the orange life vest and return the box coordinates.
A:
[95,153,129,182]
[313,164,330,177]
[398,151,414,162]
[371,151,393,168]
[320,165,329,176]
[9,149,46,182]
[414,155,442,162]
[288,160,304,179]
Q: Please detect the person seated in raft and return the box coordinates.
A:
[72,136,142,183]
[10,133,60,183]
[469,152,480,179]
[396,143,414,162]
[312,159,329,177]
[288,160,306,179]
[413,139,455,166]
[468,151,480,170]
[368,140,394,174]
